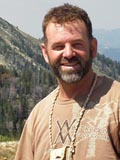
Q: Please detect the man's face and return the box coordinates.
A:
[41,20,97,83]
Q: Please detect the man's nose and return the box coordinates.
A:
[63,44,75,59]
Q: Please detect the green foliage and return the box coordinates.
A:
[93,53,120,81]
[0,135,16,142]
[0,64,56,137]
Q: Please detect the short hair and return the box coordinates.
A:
[42,3,93,41]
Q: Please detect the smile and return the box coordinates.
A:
[60,61,80,66]
[60,63,81,70]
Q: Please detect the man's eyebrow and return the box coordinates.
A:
[53,38,83,44]
[52,42,64,46]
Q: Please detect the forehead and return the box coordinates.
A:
[45,21,88,41]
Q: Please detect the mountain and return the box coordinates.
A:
[94,29,120,61]
[0,17,56,136]
[0,17,55,90]
[0,17,120,137]
[0,17,48,71]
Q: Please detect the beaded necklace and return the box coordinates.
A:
[49,74,97,160]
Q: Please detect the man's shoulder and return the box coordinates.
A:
[104,76,120,90]
[40,87,59,104]
[99,75,120,88]
[30,87,59,113]
[99,75,120,99]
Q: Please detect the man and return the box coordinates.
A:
[14,3,120,160]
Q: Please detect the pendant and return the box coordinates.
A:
[50,146,73,160]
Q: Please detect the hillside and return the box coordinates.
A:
[0,17,48,71]
[0,17,120,137]
[0,17,56,136]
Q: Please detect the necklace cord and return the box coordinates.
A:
[49,74,97,152]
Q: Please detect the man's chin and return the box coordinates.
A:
[53,67,83,83]
[59,72,83,83]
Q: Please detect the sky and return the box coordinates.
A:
[0,0,120,38]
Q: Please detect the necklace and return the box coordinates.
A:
[49,74,97,160]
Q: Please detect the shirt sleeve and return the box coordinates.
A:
[14,118,34,160]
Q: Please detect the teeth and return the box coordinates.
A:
[64,63,77,66]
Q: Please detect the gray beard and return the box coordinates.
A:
[58,69,83,83]
[55,58,92,83]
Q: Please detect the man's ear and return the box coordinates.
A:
[91,38,97,58]
[41,43,49,64]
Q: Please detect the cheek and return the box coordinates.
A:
[47,51,62,66]
[77,51,90,62]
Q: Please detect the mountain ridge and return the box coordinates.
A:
[0,17,47,71]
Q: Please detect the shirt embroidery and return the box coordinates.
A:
[54,119,76,144]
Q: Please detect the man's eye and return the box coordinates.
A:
[53,45,64,51]
[72,43,83,50]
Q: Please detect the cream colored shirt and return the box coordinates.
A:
[14,76,120,160]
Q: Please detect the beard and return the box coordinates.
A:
[49,49,93,83]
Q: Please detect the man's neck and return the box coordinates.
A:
[57,70,95,100]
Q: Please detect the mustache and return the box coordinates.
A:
[60,56,82,64]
